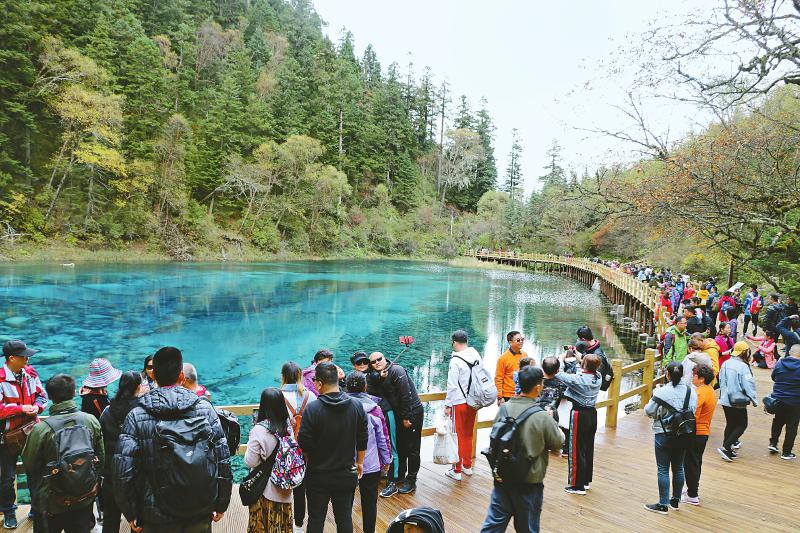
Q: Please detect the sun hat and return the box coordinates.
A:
[83,358,122,388]
[731,341,750,357]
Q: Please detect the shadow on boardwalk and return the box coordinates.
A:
[14,367,797,532]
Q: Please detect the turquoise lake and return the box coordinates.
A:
[0,261,639,406]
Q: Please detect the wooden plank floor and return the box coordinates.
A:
[14,366,799,532]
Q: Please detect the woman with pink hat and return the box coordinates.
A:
[80,358,123,421]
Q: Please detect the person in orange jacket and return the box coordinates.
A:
[495,331,527,404]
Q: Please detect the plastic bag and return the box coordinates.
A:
[433,416,458,465]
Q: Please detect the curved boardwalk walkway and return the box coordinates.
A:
[14,368,796,532]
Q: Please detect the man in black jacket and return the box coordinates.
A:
[113,347,231,533]
[298,362,368,533]
[368,351,424,497]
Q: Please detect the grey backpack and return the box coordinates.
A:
[43,413,100,510]
[453,355,498,409]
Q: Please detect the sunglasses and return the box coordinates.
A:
[146,365,154,370]
[354,360,369,366]
[369,356,384,364]
[512,337,525,342]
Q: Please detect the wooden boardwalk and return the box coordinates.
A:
[14,367,798,532]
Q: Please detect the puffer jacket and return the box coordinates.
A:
[349,393,391,474]
[99,397,139,477]
[113,386,232,525]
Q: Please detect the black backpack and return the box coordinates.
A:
[43,412,100,510]
[652,388,696,437]
[597,354,614,392]
[216,408,241,457]
[481,404,543,483]
[154,415,220,518]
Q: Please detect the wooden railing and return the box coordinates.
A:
[215,348,664,459]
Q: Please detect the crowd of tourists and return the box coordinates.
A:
[1,306,798,533]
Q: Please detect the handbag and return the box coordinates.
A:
[763,395,780,415]
[1,417,37,456]
[238,432,279,506]
[432,415,458,465]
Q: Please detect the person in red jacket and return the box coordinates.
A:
[0,340,48,529]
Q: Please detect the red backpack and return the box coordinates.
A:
[749,295,761,315]
[284,393,310,437]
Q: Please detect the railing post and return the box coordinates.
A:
[641,348,655,406]
[472,411,480,459]
[605,359,624,428]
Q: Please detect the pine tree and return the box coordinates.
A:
[540,139,566,187]
[453,95,473,129]
[503,128,523,200]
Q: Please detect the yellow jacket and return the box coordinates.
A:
[701,338,720,386]
[495,349,526,398]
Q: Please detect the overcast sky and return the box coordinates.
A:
[312,0,709,195]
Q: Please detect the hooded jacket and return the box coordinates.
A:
[368,362,422,421]
[771,356,800,406]
[297,391,368,478]
[113,386,232,525]
[645,382,698,434]
[349,393,391,475]
[99,397,139,477]
[663,325,690,363]
[445,347,482,407]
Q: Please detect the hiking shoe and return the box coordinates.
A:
[732,440,742,450]
[564,486,586,495]
[444,468,462,481]
[768,444,780,453]
[669,498,680,511]
[681,494,700,506]
[3,513,16,529]
[718,448,735,462]
[461,467,474,476]
[380,482,398,498]
[397,480,416,494]
[644,503,668,514]
[781,452,796,460]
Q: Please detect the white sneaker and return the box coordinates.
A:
[445,468,462,481]
[584,484,591,490]
[462,467,474,476]
[293,526,304,533]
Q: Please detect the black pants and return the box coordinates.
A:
[722,406,748,450]
[306,472,357,533]
[560,427,569,455]
[358,471,381,533]
[143,520,211,533]
[293,482,306,527]
[771,402,800,454]
[396,409,423,482]
[683,434,708,498]
[743,313,759,335]
[101,478,121,533]
[45,505,94,533]
[567,406,597,488]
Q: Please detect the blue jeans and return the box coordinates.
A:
[654,433,687,506]
[480,482,543,533]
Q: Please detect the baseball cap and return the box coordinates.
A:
[351,351,369,365]
[731,341,750,356]
[2,340,38,358]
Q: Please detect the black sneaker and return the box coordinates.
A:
[731,440,742,450]
[3,513,17,529]
[380,481,398,498]
[768,444,779,453]
[781,452,796,460]
[397,480,416,494]
[669,498,680,511]
[717,448,734,462]
[644,503,668,515]
[564,486,586,495]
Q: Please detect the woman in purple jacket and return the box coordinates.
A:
[346,371,391,533]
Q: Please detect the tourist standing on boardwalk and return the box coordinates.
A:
[99,371,142,533]
[245,387,294,533]
[346,371,391,533]
[80,358,121,420]
[769,345,800,460]
[297,362,367,533]
[682,364,716,506]
[139,355,156,393]
[479,366,564,533]
[22,374,104,532]
[444,330,483,481]
[743,285,763,336]
[715,321,735,368]
[762,293,786,337]
[368,351,423,497]
[643,362,697,514]
[556,351,602,495]
[114,346,232,533]
[0,340,47,529]
[718,342,758,462]
[279,361,315,533]
[495,331,526,403]
[663,316,690,363]
[575,326,613,390]
[182,363,211,400]
[302,349,345,397]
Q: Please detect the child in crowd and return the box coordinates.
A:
[538,356,567,423]
[513,357,534,396]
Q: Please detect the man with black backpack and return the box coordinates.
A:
[479,366,563,533]
[22,374,104,533]
[113,347,232,533]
